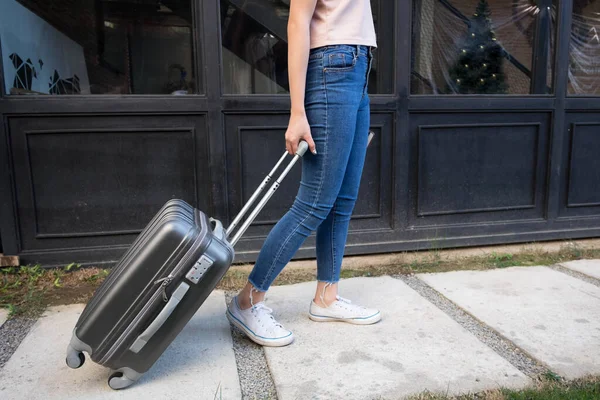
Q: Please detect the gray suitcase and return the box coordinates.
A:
[65,141,310,390]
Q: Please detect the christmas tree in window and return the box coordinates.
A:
[448,0,508,94]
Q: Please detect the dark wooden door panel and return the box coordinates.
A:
[408,112,551,229]
[8,114,210,252]
[559,114,600,219]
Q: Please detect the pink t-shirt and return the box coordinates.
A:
[310,0,377,49]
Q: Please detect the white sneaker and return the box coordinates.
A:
[309,295,381,325]
[226,296,294,347]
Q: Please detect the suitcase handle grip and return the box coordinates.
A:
[129,282,190,354]
[296,140,309,157]
[210,218,225,241]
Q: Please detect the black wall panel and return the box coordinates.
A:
[7,115,210,255]
[559,114,600,219]
[567,123,600,207]
[409,112,551,228]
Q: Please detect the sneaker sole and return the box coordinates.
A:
[226,309,295,347]
[308,311,382,325]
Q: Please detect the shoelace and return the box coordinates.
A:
[252,303,283,328]
[336,295,351,304]
[335,295,368,310]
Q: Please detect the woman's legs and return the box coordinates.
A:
[243,107,361,307]
[313,92,371,306]
[308,113,380,325]
[239,123,357,308]
[228,46,378,347]
[243,50,366,306]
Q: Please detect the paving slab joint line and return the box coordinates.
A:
[0,316,37,369]
[550,263,600,288]
[224,292,279,400]
[395,274,558,381]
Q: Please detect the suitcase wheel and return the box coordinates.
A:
[65,349,85,369]
[108,371,137,390]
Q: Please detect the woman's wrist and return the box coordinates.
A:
[291,108,306,118]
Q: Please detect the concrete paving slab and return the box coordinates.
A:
[561,259,600,280]
[0,291,241,400]
[263,276,529,400]
[420,267,600,380]
[0,309,8,329]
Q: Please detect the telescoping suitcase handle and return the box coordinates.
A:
[226,140,310,246]
[226,132,374,247]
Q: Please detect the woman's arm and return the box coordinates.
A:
[285,0,318,155]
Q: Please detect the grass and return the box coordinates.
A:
[0,264,109,317]
[408,376,600,400]
[1,241,599,317]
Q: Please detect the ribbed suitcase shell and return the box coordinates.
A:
[70,199,233,375]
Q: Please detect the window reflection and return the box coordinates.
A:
[220,0,391,94]
[569,0,600,95]
[411,0,556,95]
[0,0,197,95]
[221,0,290,94]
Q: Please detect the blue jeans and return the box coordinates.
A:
[248,45,373,292]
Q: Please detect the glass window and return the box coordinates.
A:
[569,0,600,95]
[411,0,556,95]
[220,0,393,94]
[0,0,197,95]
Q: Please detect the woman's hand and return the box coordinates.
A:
[285,112,317,155]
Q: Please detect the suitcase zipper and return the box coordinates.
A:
[98,215,210,364]
[154,275,174,302]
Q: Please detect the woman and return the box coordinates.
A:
[227,0,381,347]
